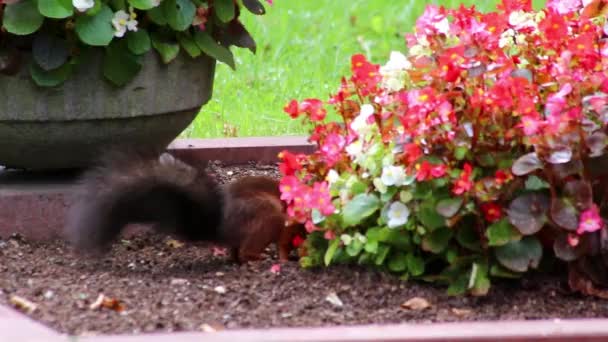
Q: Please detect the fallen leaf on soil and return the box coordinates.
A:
[401,297,431,311]
[325,292,344,307]
[214,286,227,294]
[170,278,189,286]
[9,295,37,313]
[212,247,229,257]
[166,239,184,249]
[270,264,281,274]
[199,323,224,332]
[89,294,125,312]
[451,308,472,317]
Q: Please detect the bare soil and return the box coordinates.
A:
[1,162,607,336]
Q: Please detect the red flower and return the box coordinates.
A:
[403,143,423,164]
[292,235,305,248]
[497,0,532,13]
[278,150,302,176]
[300,99,327,122]
[350,54,381,96]
[539,9,568,44]
[284,99,300,118]
[494,169,512,186]
[481,202,502,222]
[452,163,474,195]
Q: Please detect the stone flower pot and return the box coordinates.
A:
[0,52,215,170]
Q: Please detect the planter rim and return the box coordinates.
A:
[3,303,608,342]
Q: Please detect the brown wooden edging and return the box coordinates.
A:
[3,136,608,341]
[0,136,313,241]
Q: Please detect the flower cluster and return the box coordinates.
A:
[0,0,273,87]
[280,0,608,297]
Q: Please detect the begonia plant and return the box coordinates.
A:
[279,0,608,298]
[0,0,271,87]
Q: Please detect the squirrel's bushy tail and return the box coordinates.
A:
[64,148,224,254]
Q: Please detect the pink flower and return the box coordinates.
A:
[324,230,336,240]
[311,181,335,216]
[270,264,281,274]
[567,233,580,247]
[320,133,346,166]
[305,220,319,233]
[519,114,543,136]
[546,0,582,14]
[279,176,302,202]
[577,204,603,235]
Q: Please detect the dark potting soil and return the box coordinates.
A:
[1,162,608,336]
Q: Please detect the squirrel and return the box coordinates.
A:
[64,148,305,263]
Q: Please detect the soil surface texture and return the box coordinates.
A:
[1,162,608,336]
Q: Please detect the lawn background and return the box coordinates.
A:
[184,0,546,138]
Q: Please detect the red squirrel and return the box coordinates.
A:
[64,148,304,263]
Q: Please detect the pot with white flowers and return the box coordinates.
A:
[0,0,268,170]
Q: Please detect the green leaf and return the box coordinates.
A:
[29,61,72,87]
[162,0,196,31]
[364,240,378,254]
[32,32,69,71]
[38,0,73,18]
[102,41,142,86]
[374,244,390,265]
[177,32,201,58]
[75,4,114,46]
[406,253,425,276]
[454,146,468,160]
[553,233,582,261]
[388,251,407,272]
[3,0,45,35]
[421,227,453,254]
[151,33,180,64]
[455,223,481,251]
[550,197,578,231]
[525,175,550,191]
[324,238,340,266]
[469,262,490,296]
[436,197,463,218]
[346,239,364,257]
[128,0,159,9]
[377,227,411,249]
[341,193,381,227]
[485,218,521,246]
[490,264,522,278]
[511,152,543,176]
[214,0,235,22]
[507,193,550,235]
[127,29,152,55]
[418,202,446,231]
[495,236,543,273]
[241,0,266,15]
[194,30,236,70]
[148,6,167,25]
[446,275,468,296]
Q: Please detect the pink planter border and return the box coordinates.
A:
[2,137,608,341]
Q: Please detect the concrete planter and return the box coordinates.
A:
[0,52,215,170]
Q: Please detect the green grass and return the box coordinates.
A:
[183,0,545,138]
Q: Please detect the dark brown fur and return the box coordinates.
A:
[65,149,304,263]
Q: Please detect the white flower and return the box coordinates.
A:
[387,202,410,228]
[340,234,352,246]
[326,169,340,184]
[433,17,450,35]
[379,51,411,92]
[151,0,161,6]
[508,10,536,30]
[73,0,94,12]
[345,140,363,157]
[112,10,138,38]
[380,165,406,186]
[355,232,367,244]
[350,104,375,136]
